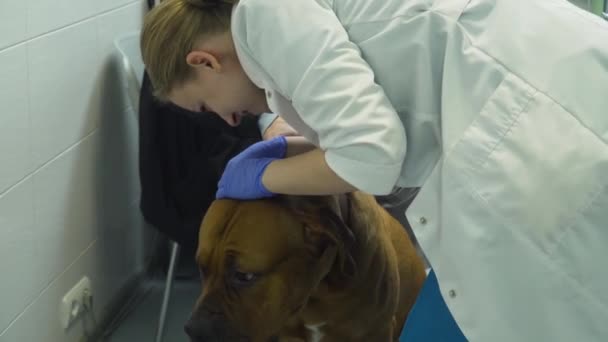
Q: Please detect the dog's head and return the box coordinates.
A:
[184,195,356,342]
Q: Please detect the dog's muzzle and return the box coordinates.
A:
[184,314,253,342]
[184,315,280,342]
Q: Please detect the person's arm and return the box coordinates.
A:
[215,134,353,199]
[262,148,357,195]
[232,0,407,196]
[284,136,315,157]
[265,136,352,194]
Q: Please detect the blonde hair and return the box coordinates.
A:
[141,0,238,99]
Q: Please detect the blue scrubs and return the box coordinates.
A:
[399,270,467,341]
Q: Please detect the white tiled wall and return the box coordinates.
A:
[29,20,103,168]
[0,1,28,49]
[0,45,31,194]
[0,1,148,341]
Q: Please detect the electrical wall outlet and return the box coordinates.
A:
[60,276,92,329]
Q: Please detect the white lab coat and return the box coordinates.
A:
[231,0,608,340]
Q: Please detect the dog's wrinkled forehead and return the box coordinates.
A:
[197,200,241,244]
[196,199,301,270]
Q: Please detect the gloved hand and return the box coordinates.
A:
[216,136,288,200]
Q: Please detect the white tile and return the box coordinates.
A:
[28,20,102,168]
[0,181,36,333]
[0,236,141,342]
[97,1,145,56]
[0,0,27,50]
[27,0,100,38]
[0,44,31,194]
[0,135,148,340]
[99,0,144,15]
[31,133,101,286]
[27,0,142,39]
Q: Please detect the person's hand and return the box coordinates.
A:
[216,136,288,199]
[263,116,298,140]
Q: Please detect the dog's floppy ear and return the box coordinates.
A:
[276,195,358,284]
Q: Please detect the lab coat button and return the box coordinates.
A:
[419,217,427,225]
[449,289,457,298]
[266,90,272,98]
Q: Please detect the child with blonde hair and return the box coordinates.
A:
[141,0,608,340]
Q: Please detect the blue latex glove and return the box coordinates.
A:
[216,136,288,200]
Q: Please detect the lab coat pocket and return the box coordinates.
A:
[445,72,608,256]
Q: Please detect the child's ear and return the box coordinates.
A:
[186,50,222,71]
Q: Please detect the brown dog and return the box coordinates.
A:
[185,192,426,342]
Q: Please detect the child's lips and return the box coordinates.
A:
[231,112,247,125]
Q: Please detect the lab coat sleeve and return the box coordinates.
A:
[232,0,407,195]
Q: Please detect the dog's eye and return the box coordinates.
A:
[232,271,257,286]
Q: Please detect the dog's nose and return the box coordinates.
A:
[184,316,217,342]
